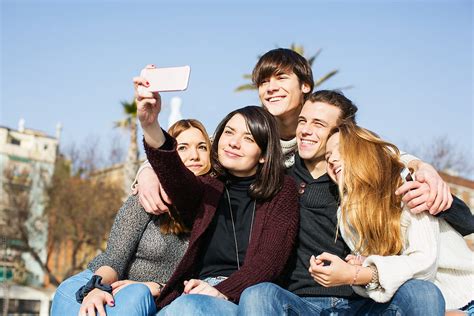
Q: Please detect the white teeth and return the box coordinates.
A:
[301,140,316,145]
[335,167,342,174]
[269,96,284,102]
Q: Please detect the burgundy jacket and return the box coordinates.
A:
[144,137,299,308]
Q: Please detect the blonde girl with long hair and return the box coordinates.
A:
[312,123,473,314]
[52,118,212,316]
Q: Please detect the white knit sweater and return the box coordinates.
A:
[340,208,474,309]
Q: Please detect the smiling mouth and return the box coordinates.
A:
[267,96,285,103]
[224,150,242,158]
[187,164,203,169]
[299,139,317,145]
[334,166,342,175]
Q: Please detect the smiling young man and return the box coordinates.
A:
[238,90,473,315]
[252,48,313,167]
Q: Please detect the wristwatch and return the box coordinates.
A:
[365,265,381,291]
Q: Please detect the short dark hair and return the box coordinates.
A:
[252,48,314,99]
[211,106,285,201]
[308,90,358,124]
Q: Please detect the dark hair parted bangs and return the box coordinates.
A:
[211,106,285,201]
[252,48,314,97]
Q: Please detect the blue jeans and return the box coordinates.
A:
[51,270,157,316]
[158,276,237,316]
[238,280,445,315]
[158,294,238,316]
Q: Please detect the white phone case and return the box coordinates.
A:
[138,65,191,93]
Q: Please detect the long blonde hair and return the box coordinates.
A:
[336,123,405,256]
[159,119,211,236]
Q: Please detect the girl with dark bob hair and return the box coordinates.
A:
[136,89,299,315]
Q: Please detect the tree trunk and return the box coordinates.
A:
[123,118,139,196]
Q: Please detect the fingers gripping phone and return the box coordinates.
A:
[401,167,414,183]
[139,65,191,93]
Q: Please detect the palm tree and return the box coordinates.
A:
[114,100,139,196]
[235,43,345,92]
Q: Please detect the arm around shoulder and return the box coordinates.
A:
[436,195,474,236]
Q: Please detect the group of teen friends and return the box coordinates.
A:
[51,48,474,316]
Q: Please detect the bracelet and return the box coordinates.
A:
[75,275,113,303]
[365,265,381,291]
[350,266,361,286]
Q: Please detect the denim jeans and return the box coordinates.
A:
[51,269,157,316]
[158,276,237,316]
[238,280,445,315]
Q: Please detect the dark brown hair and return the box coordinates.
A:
[252,48,314,100]
[159,119,211,236]
[211,106,285,201]
[308,90,358,125]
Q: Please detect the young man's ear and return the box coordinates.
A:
[302,83,311,94]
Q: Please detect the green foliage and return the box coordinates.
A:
[114,100,137,129]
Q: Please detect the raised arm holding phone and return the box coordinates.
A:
[135,68,300,315]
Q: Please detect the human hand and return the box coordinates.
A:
[134,64,162,128]
[183,279,228,300]
[78,288,114,316]
[414,162,452,214]
[137,167,171,215]
[396,181,431,213]
[308,253,355,287]
[345,254,366,266]
[111,280,162,297]
[396,162,452,215]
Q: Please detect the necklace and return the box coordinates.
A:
[225,187,256,270]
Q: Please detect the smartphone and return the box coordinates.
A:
[401,167,414,183]
[138,65,191,93]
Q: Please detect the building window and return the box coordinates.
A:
[8,136,21,146]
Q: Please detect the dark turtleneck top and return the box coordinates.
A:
[198,174,256,279]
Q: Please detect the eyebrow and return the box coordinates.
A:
[312,119,328,126]
[225,125,253,136]
[298,116,329,126]
[178,141,207,145]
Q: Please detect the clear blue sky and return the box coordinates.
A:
[1,0,472,172]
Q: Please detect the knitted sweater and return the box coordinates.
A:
[143,136,299,308]
[283,154,356,297]
[341,208,474,309]
[280,137,297,168]
[88,195,188,284]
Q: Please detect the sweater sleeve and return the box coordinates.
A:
[436,195,474,236]
[143,132,204,227]
[87,195,152,279]
[352,210,440,302]
[214,176,300,302]
[399,151,419,166]
[130,160,152,193]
